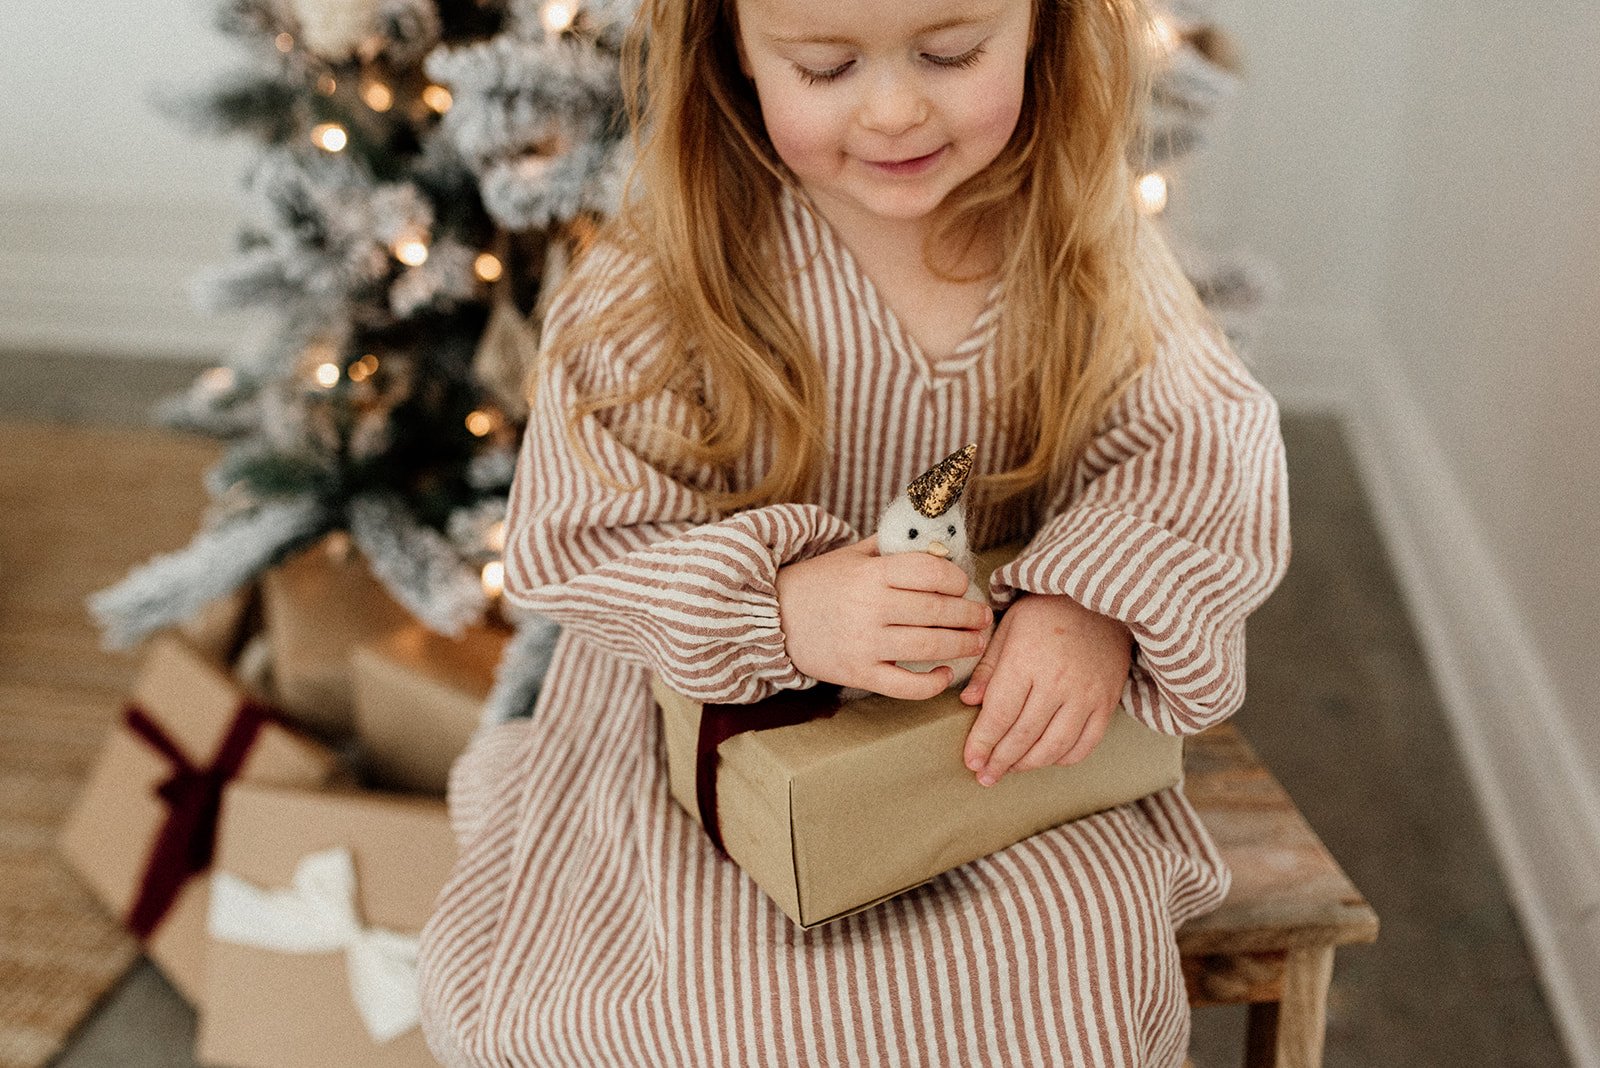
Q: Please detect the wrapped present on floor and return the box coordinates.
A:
[57,634,340,1005]
[198,782,454,1068]
[351,622,509,794]
[176,583,256,665]
[261,537,410,736]
[652,543,1185,929]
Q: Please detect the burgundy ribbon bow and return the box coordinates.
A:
[122,698,274,940]
[691,684,848,858]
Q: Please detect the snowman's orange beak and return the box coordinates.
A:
[925,541,950,558]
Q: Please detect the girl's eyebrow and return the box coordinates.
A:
[765,13,992,46]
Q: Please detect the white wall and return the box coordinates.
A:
[1182,2,1600,1062]
[0,0,253,358]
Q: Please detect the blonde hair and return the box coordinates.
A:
[545,0,1160,517]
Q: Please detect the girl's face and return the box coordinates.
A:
[734,0,1032,227]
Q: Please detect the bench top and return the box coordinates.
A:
[1175,723,1379,957]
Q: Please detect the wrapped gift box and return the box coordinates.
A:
[351,622,509,794]
[57,634,340,1004]
[653,544,1185,929]
[261,538,410,736]
[198,782,454,1068]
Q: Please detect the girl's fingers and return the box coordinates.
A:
[1015,701,1094,772]
[882,552,972,597]
[960,608,1009,706]
[882,588,992,631]
[978,684,1060,784]
[963,671,1028,773]
[1055,703,1117,766]
[869,664,953,702]
[883,625,988,663]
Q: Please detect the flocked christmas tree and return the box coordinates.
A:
[91,0,1270,725]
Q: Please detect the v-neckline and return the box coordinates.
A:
[784,183,1003,380]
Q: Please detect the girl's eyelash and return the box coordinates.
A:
[793,43,987,86]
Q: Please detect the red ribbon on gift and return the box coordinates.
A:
[691,684,848,858]
[122,698,274,940]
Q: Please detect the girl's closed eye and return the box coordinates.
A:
[793,43,989,86]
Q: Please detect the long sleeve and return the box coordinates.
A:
[501,248,860,705]
[987,224,1291,736]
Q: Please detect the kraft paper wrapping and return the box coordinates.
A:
[351,623,508,795]
[57,634,339,1005]
[198,782,454,1068]
[262,541,410,736]
[653,543,1185,929]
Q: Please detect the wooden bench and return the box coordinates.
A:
[1177,724,1379,1068]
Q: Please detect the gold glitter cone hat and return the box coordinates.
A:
[905,443,977,518]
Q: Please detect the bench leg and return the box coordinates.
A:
[1242,946,1336,1068]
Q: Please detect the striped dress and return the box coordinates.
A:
[418,182,1291,1067]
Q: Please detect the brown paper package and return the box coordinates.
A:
[261,539,410,736]
[197,782,454,1068]
[654,543,1185,929]
[351,623,509,795]
[57,634,340,1005]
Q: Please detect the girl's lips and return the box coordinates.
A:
[866,145,948,176]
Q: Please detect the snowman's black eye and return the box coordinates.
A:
[948,525,956,536]
[908,528,918,539]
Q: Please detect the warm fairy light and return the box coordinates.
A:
[314,362,342,388]
[465,410,496,437]
[361,80,394,112]
[316,73,338,95]
[542,0,577,37]
[311,123,348,152]
[480,560,506,598]
[1150,14,1182,58]
[201,366,236,392]
[473,252,504,282]
[275,32,295,53]
[422,85,453,113]
[487,521,508,553]
[1136,172,1169,215]
[324,530,353,561]
[394,236,430,266]
[348,353,380,383]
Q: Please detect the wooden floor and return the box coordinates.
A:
[0,351,1572,1067]
[0,421,217,1068]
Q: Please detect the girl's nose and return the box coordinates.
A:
[858,72,928,138]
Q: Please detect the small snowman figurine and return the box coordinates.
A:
[851,443,995,699]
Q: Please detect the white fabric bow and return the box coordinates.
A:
[208,846,421,1043]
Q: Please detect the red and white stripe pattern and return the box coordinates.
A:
[418,183,1290,1067]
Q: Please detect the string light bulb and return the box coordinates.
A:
[361,80,394,112]
[311,123,348,152]
[465,410,496,437]
[542,0,577,38]
[348,353,380,382]
[422,85,453,114]
[393,234,430,266]
[1136,172,1169,215]
[474,252,504,282]
[1150,14,1182,59]
[316,73,338,95]
[487,521,508,553]
[275,32,295,53]
[481,560,506,598]
[313,362,341,388]
[201,366,236,392]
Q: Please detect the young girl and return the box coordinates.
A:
[419,0,1289,1062]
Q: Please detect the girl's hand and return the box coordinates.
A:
[959,593,1133,787]
[775,534,994,701]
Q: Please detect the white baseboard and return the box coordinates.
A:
[1260,317,1600,1068]
[0,194,240,362]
